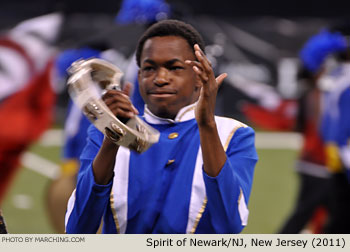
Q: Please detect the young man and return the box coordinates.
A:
[65,20,258,234]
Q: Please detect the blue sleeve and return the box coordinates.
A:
[65,125,113,234]
[63,100,92,159]
[203,126,258,233]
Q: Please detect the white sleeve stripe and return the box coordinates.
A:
[110,147,130,234]
[186,148,206,233]
[64,189,76,231]
[238,188,249,226]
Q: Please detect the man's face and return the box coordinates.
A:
[138,36,201,119]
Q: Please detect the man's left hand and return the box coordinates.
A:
[186,44,227,127]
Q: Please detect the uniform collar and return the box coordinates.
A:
[144,103,196,124]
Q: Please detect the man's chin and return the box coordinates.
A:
[148,104,177,120]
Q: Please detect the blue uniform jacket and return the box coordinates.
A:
[65,103,258,234]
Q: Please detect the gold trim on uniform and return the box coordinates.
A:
[224,121,247,151]
[110,192,120,233]
[190,197,208,234]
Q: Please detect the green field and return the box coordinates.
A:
[1,140,299,234]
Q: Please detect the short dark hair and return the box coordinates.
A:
[135,19,205,67]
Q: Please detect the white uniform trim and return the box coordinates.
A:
[238,189,249,226]
[65,189,76,229]
[186,148,206,233]
[110,147,130,233]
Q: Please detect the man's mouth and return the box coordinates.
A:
[148,89,177,97]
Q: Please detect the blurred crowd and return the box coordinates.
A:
[0,0,349,234]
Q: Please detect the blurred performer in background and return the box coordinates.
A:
[240,28,347,233]
[279,28,349,233]
[279,29,350,233]
[319,23,350,233]
[278,67,331,234]
[0,13,63,206]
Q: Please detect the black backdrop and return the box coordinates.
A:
[0,0,349,27]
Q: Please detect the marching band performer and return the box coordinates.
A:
[65,20,258,234]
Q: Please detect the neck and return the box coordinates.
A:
[144,103,197,124]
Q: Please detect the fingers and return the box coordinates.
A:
[193,65,209,83]
[216,73,228,87]
[194,44,212,74]
[122,82,132,96]
[185,60,204,72]
[103,90,139,118]
[185,59,209,83]
[185,44,227,86]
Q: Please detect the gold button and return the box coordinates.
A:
[166,159,175,166]
[168,132,179,139]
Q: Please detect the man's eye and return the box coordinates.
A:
[142,66,155,72]
[170,66,184,71]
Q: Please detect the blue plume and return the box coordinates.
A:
[115,0,171,25]
[300,29,347,73]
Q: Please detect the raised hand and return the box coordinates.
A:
[185,44,227,127]
[185,44,228,177]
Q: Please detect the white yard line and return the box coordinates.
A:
[255,132,302,150]
[20,129,63,179]
[20,152,60,179]
[38,128,63,146]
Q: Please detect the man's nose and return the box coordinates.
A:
[153,68,169,86]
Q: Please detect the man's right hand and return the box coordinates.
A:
[102,82,139,120]
[92,82,138,185]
